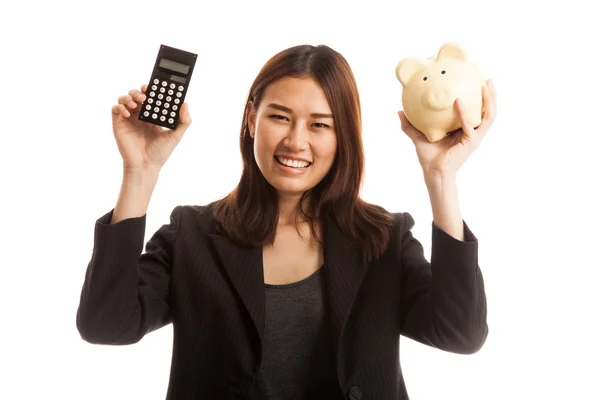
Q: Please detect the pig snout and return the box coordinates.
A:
[423,85,454,111]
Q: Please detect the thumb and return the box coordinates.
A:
[170,102,192,143]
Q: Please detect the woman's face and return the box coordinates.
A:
[248,77,337,199]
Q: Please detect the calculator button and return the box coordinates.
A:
[178,85,184,91]
[176,92,182,98]
[168,118,174,124]
[151,85,157,90]
[160,87,166,93]
[170,111,176,117]
[144,111,149,117]
[166,96,172,102]
[174,98,180,104]
[156,100,162,106]
[168,90,174,95]
[161,81,168,87]
[158,94,164,100]
[160,116,166,121]
[147,98,153,104]
[145,105,151,110]
[164,103,170,108]
[152,113,158,119]
[170,83,176,89]
[154,107,160,112]
[172,105,178,110]
[153,79,159,84]
[162,109,168,115]
[149,91,155,97]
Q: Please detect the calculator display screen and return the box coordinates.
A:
[159,58,190,74]
[170,75,187,84]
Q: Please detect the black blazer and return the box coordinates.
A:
[76,203,488,400]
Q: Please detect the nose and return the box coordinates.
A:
[423,85,454,111]
[283,122,309,151]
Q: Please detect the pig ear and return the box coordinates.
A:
[396,57,427,86]
[436,42,468,61]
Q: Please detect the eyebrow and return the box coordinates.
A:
[265,103,333,119]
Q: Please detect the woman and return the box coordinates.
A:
[77,44,496,399]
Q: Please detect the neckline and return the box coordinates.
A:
[264,264,324,289]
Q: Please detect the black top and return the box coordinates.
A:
[76,204,487,399]
[249,265,342,399]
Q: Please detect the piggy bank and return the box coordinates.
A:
[395,42,486,142]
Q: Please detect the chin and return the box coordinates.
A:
[269,180,314,196]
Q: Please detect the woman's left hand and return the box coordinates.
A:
[399,79,497,179]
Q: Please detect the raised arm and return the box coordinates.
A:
[398,211,488,354]
[76,204,181,345]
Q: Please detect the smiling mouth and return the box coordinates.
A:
[274,156,312,169]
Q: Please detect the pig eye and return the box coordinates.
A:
[423,77,428,81]
[441,70,446,74]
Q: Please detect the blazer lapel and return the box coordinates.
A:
[208,231,266,346]
[207,213,369,377]
[321,213,370,381]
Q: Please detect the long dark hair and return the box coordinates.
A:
[212,44,394,264]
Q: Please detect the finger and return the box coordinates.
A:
[398,111,414,137]
[128,88,146,103]
[118,94,138,110]
[454,98,476,140]
[179,102,192,126]
[483,81,497,121]
[476,84,496,132]
[141,83,148,93]
[112,104,131,118]
[487,79,496,103]
[170,102,192,143]
[398,111,427,144]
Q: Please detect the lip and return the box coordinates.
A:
[274,156,311,175]
[274,154,312,163]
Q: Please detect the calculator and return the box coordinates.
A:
[138,44,197,130]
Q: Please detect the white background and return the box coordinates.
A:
[1,0,599,399]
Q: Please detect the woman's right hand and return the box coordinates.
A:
[111,84,192,171]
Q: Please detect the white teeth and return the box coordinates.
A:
[276,156,310,168]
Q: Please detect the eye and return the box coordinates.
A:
[441,70,446,74]
[270,114,289,121]
[423,77,428,81]
[313,123,330,129]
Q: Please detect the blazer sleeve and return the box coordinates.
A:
[76,206,181,345]
[398,212,488,354]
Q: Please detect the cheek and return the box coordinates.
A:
[253,139,270,169]
[316,137,337,164]
[253,128,278,163]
